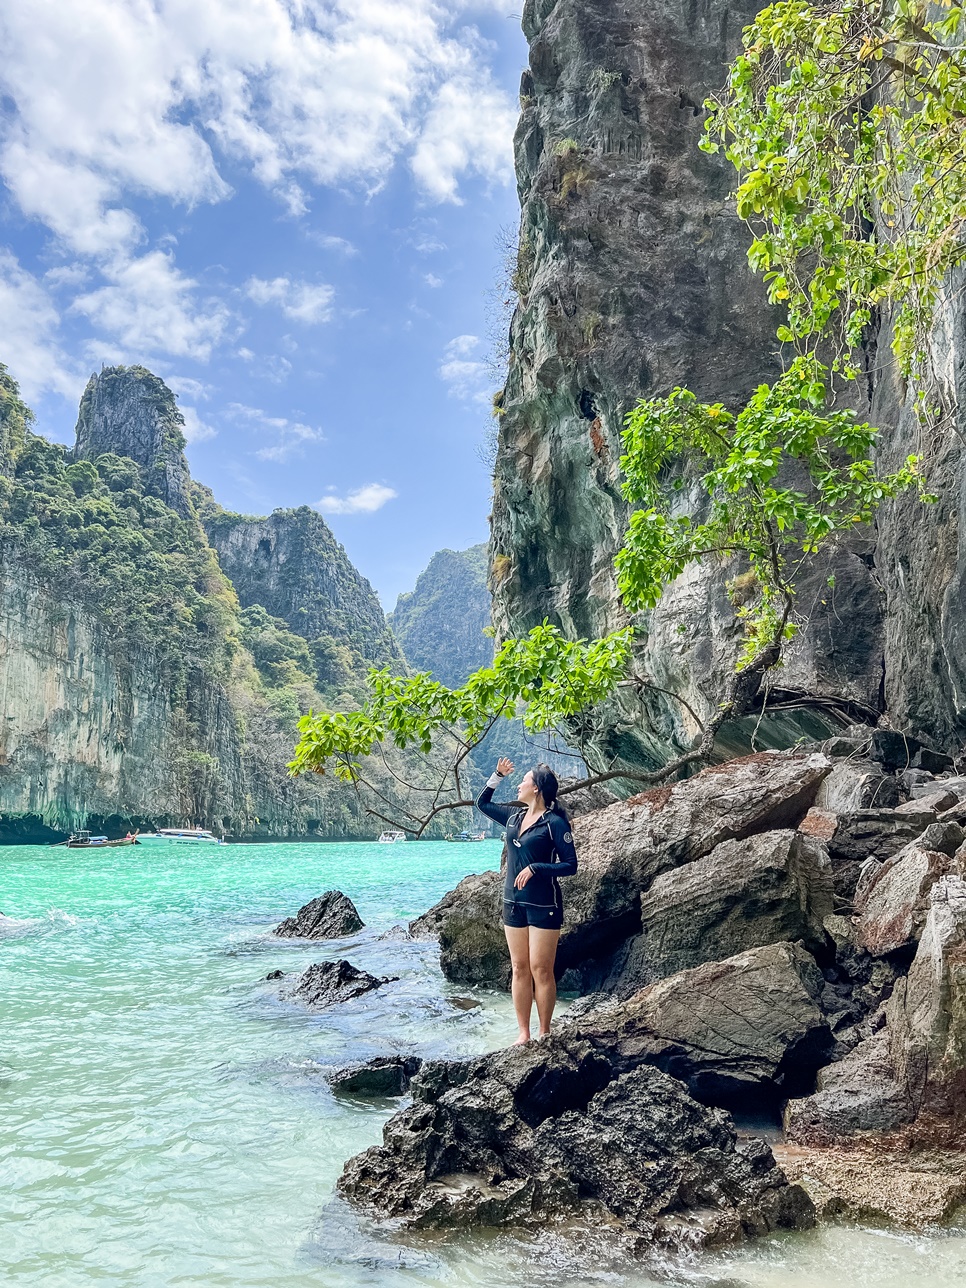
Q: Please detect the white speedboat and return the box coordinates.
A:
[137,828,225,846]
[377,830,408,843]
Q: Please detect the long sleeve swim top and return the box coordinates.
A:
[475,773,578,908]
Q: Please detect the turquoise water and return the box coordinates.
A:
[2,841,965,1288]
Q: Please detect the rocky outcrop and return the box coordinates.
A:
[576,942,833,1111]
[783,1029,913,1144]
[338,1035,813,1246]
[274,891,364,940]
[202,503,399,688]
[855,839,964,957]
[490,0,966,769]
[286,959,396,1009]
[74,367,193,518]
[390,545,492,688]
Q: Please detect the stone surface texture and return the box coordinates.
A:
[287,960,395,1010]
[338,1035,814,1246]
[274,891,364,940]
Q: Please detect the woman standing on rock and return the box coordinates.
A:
[476,758,578,1044]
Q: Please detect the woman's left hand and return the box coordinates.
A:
[514,866,534,890]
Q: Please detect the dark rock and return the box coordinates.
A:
[274,891,364,940]
[265,969,285,980]
[863,729,923,770]
[337,1035,813,1246]
[901,768,936,796]
[827,808,939,865]
[448,996,482,1011]
[607,830,833,990]
[326,1056,423,1098]
[783,1029,913,1144]
[286,959,395,1009]
[577,941,833,1112]
[410,871,508,989]
[911,747,956,774]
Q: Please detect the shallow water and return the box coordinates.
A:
[1,841,964,1287]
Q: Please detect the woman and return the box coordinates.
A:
[476,757,578,1044]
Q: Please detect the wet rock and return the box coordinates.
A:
[448,996,482,1011]
[326,1056,423,1098]
[887,875,966,1120]
[265,969,285,980]
[577,941,833,1112]
[287,959,395,1009]
[337,1035,813,1246]
[815,759,898,812]
[783,1029,913,1144]
[274,891,364,940]
[607,830,833,990]
[854,840,963,957]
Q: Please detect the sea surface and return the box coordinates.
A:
[1,839,965,1287]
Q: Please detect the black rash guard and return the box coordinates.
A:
[475,774,578,911]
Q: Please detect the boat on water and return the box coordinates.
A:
[377,830,408,843]
[445,830,487,843]
[136,828,225,846]
[64,831,139,849]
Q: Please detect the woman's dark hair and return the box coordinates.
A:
[533,763,567,818]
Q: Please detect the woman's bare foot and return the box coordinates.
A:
[513,1031,531,1046]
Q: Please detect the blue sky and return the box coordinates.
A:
[0,0,526,606]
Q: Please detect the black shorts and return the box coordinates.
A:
[503,900,562,931]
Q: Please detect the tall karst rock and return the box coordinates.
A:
[490,0,912,770]
[0,365,407,840]
[391,545,492,689]
[74,366,193,518]
[201,502,400,692]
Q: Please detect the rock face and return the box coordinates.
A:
[74,367,193,518]
[489,0,966,769]
[578,942,833,1110]
[489,0,887,769]
[202,504,399,689]
[338,1035,813,1245]
[274,892,364,940]
[855,842,964,957]
[887,875,966,1120]
[618,830,833,987]
[287,960,395,1009]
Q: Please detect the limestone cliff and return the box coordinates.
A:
[201,500,400,696]
[0,366,407,841]
[491,0,945,769]
[390,545,491,689]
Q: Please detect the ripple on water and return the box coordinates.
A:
[3,840,966,1287]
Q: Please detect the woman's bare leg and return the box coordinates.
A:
[504,924,534,1044]
[529,928,560,1037]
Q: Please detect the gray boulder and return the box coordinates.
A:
[815,759,898,812]
[576,941,833,1110]
[783,1028,913,1144]
[854,837,963,957]
[410,870,508,989]
[286,959,395,1009]
[274,891,364,939]
[887,875,966,1120]
[337,1035,813,1246]
[611,830,833,989]
[326,1056,422,1098]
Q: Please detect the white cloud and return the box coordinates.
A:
[71,250,229,361]
[438,333,490,403]
[411,75,517,203]
[246,276,335,325]
[316,483,397,515]
[424,273,443,288]
[166,375,211,401]
[0,0,516,263]
[180,405,217,443]
[0,249,80,401]
[309,232,359,256]
[227,401,324,461]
